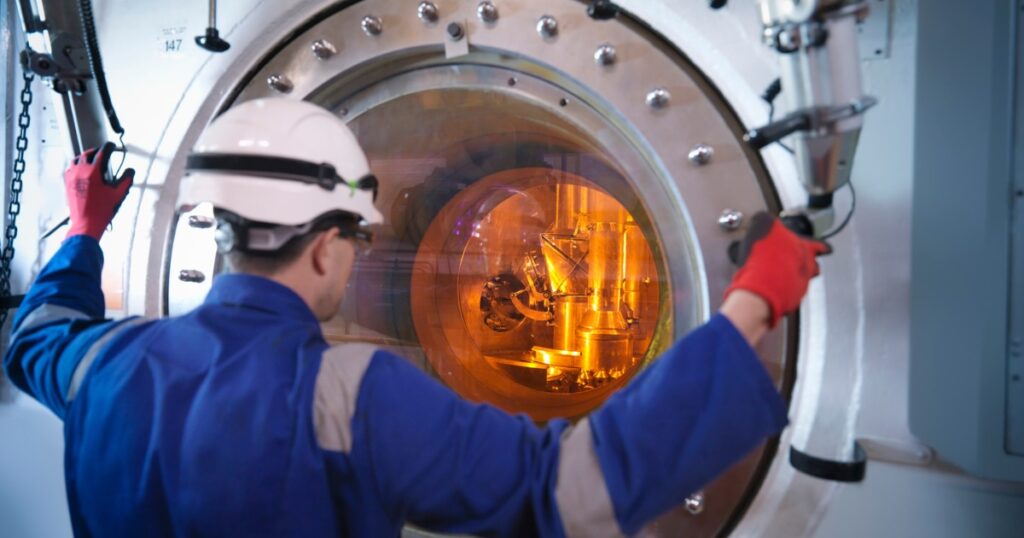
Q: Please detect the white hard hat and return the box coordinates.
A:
[178,98,383,230]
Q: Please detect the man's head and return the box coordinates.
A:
[215,209,371,320]
[177,98,382,320]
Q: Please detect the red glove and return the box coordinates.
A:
[725,212,832,327]
[64,142,134,240]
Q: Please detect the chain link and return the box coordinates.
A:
[0,67,35,327]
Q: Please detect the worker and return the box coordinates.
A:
[3,98,829,537]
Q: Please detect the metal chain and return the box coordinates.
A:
[0,67,35,327]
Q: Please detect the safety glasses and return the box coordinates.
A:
[338,227,373,257]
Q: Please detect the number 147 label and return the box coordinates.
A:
[159,25,188,57]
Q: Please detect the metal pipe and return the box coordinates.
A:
[575,188,631,373]
[15,0,44,33]
[584,189,625,313]
[36,0,111,151]
[621,218,646,322]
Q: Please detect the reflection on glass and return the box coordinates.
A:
[325,87,671,419]
[413,172,658,396]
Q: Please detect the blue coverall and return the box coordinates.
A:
[3,235,788,536]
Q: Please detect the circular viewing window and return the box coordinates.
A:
[325,73,677,420]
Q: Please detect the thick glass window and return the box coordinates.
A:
[324,83,673,420]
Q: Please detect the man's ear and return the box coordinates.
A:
[309,228,340,277]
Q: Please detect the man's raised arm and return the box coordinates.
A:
[3,143,134,417]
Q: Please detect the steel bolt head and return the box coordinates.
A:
[447,22,465,41]
[688,144,714,165]
[267,74,294,94]
[594,43,617,66]
[646,87,671,109]
[477,1,499,23]
[178,269,207,284]
[310,39,337,60]
[684,491,705,515]
[776,25,801,52]
[718,209,744,231]
[417,1,439,23]
[361,15,383,36]
[537,15,559,38]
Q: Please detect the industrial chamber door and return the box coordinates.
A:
[166,1,790,534]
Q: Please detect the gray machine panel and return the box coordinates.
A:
[1009,0,1024,457]
[911,0,1024,479]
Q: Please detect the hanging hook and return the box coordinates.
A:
[195,0,230,52]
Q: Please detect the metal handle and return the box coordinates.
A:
[195,0,230,52]
[743,112,811,150]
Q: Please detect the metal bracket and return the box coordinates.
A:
[444,20,470,58]
[20,30,94,91]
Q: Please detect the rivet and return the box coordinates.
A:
[718,209,744,231]
[594,43,617,66]
[417,1,439,23]
[684,491,705,515]
[688,144,714,165]
[310,39,337,60]
[267,74,293,94]
[447,22,465,41]
[361,15,383,36]
[187,215,215,229]
[537,15,559,38]
[178,270,207,283]
[646,87,670,109]
[477,1,499,23]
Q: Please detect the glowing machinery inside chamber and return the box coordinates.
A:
[324,86,674,419]
[412,169,660,397]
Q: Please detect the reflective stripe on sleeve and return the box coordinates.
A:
[313,343,378,453]
[13,303,90,340]
[67,318,147,401]
[555,418,625,538]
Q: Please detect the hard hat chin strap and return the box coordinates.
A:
[186,153,378,201]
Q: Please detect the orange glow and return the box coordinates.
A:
[410,168,662,419]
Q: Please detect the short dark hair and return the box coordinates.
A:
[214,209,319,276]
[214,209,364,276]
[221,233,319,276]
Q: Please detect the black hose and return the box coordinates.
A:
[77,0,125,135]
